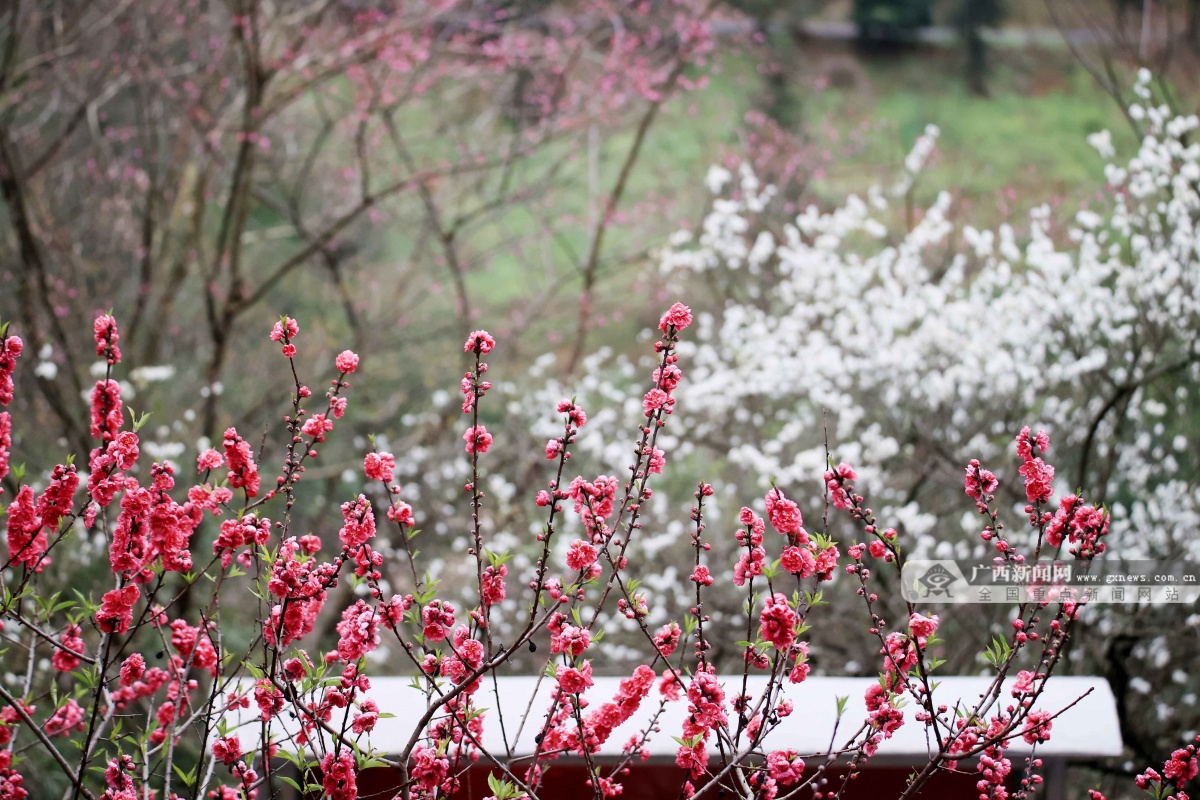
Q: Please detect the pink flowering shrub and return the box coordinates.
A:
[0,306,1187,800]
[465,69,1200,776]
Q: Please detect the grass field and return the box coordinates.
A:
[717,38,1131,206]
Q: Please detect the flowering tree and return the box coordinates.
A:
[0,301,1185,800]
[0,0,716,466]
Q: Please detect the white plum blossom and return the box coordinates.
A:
[645,81,1199,568]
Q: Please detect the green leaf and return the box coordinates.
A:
[276,749,301,767]
[982,635,1013,669]
[128,407,152,431]
[71,589,96,612]
[485,549,513,568]
[486,772,525,800]
[173,762,196,788]
[360,754,390,769]
[811,531,833,549]
[671,733,704,749]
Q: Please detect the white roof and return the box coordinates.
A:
[237,674,1121,763]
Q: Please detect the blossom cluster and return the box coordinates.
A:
[480,69,1200,765]
[0,286,1183,800]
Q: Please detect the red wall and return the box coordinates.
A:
[356,762,982,799]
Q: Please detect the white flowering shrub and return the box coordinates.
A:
[505,71,1200,766]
